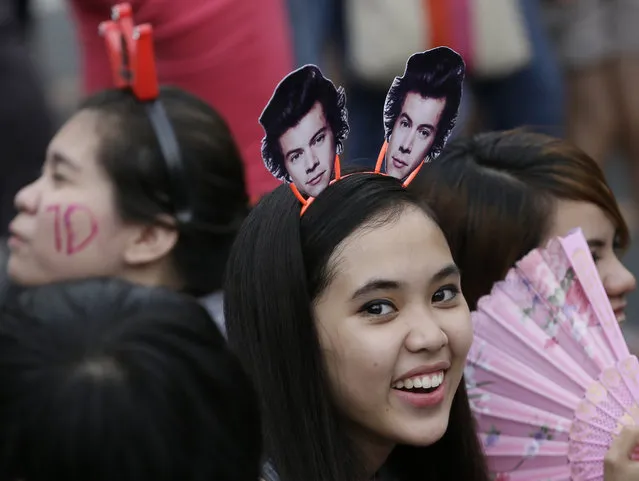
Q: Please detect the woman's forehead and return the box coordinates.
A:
[50,110,104,160]
[549,199,615,241]
[326,209,451,288]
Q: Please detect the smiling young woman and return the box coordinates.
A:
[224,171,490,481]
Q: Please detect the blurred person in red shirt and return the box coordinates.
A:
[68,0,294,202]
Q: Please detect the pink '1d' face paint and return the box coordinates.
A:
[7,109,132,287]
[46,204,99,255]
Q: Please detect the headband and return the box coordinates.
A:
[258,47,465,216]
[99,3,193,224]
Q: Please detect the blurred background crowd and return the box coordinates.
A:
[2,0,639,331]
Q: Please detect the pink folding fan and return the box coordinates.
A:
[466,228,638,480]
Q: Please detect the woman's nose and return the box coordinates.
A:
[403,308,448,353]
[14,178,41,214]
[603,256,637,299]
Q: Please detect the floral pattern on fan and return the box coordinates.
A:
[491,474,510,481]
[484,424,556,448]
[526,260,592,348]
[465,342,495,413]
[505,273,544,326]
[468,228,632,481]
[517,241,607,369]
[532,425,556,442]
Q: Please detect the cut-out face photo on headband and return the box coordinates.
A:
[259,65,349,198]
[382,47,465,180]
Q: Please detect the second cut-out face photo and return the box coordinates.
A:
[259,65,349,198]
[382,47,465,180]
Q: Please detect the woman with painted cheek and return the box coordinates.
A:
[6,86,248,326]
[224,173,490,481]
[414,130,636,319]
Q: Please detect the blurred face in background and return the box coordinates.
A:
[7,109,177,288]
[7,110,134,286]
[545,199,636,323]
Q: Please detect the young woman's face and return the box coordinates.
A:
[313,206,473,462]
[7,109,136,286]
[546,199,636,323]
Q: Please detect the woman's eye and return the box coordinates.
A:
[613,238,623,255]
[432,285,459,303]
[360,300,396,316]
[590,250,602,264]
[51,172,67,183]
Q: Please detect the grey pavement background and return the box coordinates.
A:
[26,0,639,335]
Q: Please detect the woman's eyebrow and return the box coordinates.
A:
[430,263,460,283]
[587,238,606,249]
[350,264,460,300]
[51,151,81,172]
[351,279,401,300]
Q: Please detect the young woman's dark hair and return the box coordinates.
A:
[0,277,262,481]
[79,86,249,296]
[224,172,489,481]
[413,130,632,310]
[0,241,10,306]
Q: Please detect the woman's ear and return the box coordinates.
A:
[122,220,178,266]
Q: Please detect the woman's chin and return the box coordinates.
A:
[393,411,450,447]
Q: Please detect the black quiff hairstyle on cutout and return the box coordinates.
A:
[259,65,349,181]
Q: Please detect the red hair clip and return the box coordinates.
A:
[97,3,193,224]
[99,2,159,102]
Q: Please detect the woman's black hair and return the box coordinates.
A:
[79,86,250,296]
[0,277,262,481]
[224,172,489,481]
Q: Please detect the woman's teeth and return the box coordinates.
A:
[392,371,444,390]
